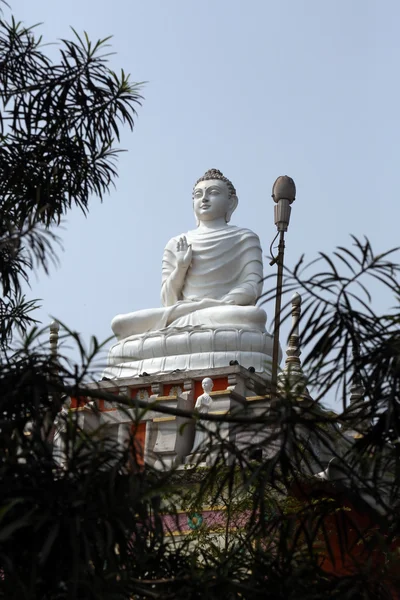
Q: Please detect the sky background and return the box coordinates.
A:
[13,0,400,406]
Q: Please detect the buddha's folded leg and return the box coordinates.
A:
[111,307,168,340]
[168,305,267,331]
[203,305,267,330]
[111,302,267,340]
[164,299,219,326]
[111,300,210,340]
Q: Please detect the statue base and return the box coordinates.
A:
[104,325,276,380]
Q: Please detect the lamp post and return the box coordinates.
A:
[270,175,296,398]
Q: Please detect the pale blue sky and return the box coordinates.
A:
[15,1,400,402]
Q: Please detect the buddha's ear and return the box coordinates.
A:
[225,195,238,223]
[193,200,200,227]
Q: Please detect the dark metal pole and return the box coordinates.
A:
[271,230,285,398]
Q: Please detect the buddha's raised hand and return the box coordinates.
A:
[176,236,192,269]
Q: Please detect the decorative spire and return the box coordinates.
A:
[350,341,364,405]
[50,320,60,362]
[49,320,60,393]
[278,293,311,399]
[346,340,368,436]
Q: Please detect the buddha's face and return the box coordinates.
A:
[193,179,234,223]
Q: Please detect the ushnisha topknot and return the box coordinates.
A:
[193,168,236,198]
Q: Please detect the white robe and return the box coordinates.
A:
[159,225,264,330]
[110,225,266,340]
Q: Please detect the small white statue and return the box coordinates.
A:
[194,377,214,413]
[192,377,214,456]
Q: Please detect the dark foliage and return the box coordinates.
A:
[0,3,399,599]
[0,6,142,347]
[0,237,399,599]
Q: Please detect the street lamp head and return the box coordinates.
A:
[272,175,296,232]
[272,176,296,203]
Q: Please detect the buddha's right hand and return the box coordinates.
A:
[176,236,192,269]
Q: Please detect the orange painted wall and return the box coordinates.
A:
[130,422,146,467]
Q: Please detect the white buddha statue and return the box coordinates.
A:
[106,169,275,379]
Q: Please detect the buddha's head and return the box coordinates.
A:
[193,169,238,225]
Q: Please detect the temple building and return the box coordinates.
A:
[51,169,398,596]
[53,168,352,470]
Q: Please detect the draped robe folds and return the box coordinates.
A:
[111,225,267,341]
[158,225,265,330]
